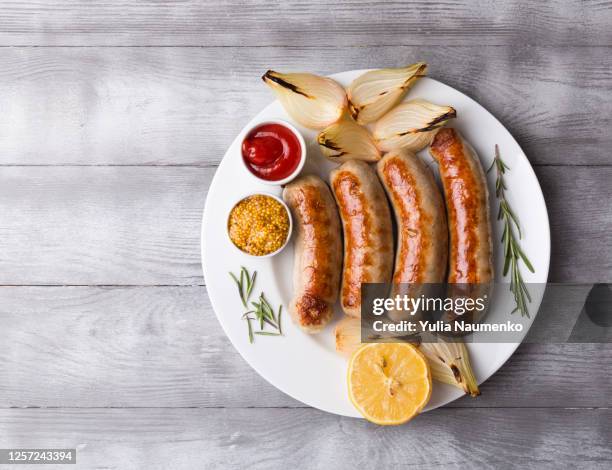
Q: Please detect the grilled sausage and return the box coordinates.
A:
[330,160,394,317]
[283,175,342,333]
[377,149,448,322]
[429,128,493,284]
[377,150,448,285]
[430,128,493,326]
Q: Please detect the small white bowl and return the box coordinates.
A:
[226,192,293,258]
[240,119,307,186]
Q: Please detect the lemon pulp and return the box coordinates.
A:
[348,343,432,425]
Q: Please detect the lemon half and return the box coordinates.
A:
[348,343,432,425]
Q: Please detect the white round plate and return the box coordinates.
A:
[202,70,550,418]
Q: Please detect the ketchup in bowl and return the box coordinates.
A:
[242,122,302,182]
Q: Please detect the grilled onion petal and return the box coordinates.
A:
[262,70,347,129]
[373,99,456,152]
[347,63,428,124]
[317,118,381,162]
[334,316,362,356]
[419,339,480,397]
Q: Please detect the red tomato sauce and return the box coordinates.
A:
[242,123,301,181]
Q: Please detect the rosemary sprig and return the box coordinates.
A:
[229,266,257,308]
[488,145,535,317]
[251,293,282,331]
[230,267,283,342]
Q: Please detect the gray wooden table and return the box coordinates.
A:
[0,1,611,469]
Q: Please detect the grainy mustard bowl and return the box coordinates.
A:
[226,192,293,258]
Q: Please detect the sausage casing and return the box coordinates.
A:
[377,150,448,285]
[330,160,394,317]
[283,175,342,333]
[429,128,493,284]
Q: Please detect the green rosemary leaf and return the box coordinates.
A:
[258,305,264,330]
[260,294,276,323]
[514,241,535,273]
[241,269,248,302]
[503,251,511,276]
[241,266,250,289]
[229,271,247,307]
[520,279,532,302]
[247,271,257,300]
[229,271,241,285]
[263,317,279,329]
[504,202,522,238]
[246,316,254,343]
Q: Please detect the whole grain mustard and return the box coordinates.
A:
[228,195,290,256]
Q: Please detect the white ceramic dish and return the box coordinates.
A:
[202,70,551,418]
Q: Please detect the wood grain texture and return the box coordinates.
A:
[0,286,610,409]
[539,167,612,283]
[0,1,611,464]
[0,166,609,285]
[1,46,612,166]
[0,167,210,285]
[1,1,612,47]
[0,408,610,469]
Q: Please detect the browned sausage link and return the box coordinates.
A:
[330,160,394,317]
[429,128,493,284]
[283,175,342,333]
[377,150,448,285]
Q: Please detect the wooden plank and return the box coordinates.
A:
[0,166,609,285]
[0,167,210,285]
[537,166,612,283]
[0,286,299,409]
[1,1,612,47]
[1,46,612,166]
[0,286,610,409]
[0,408,610,469]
